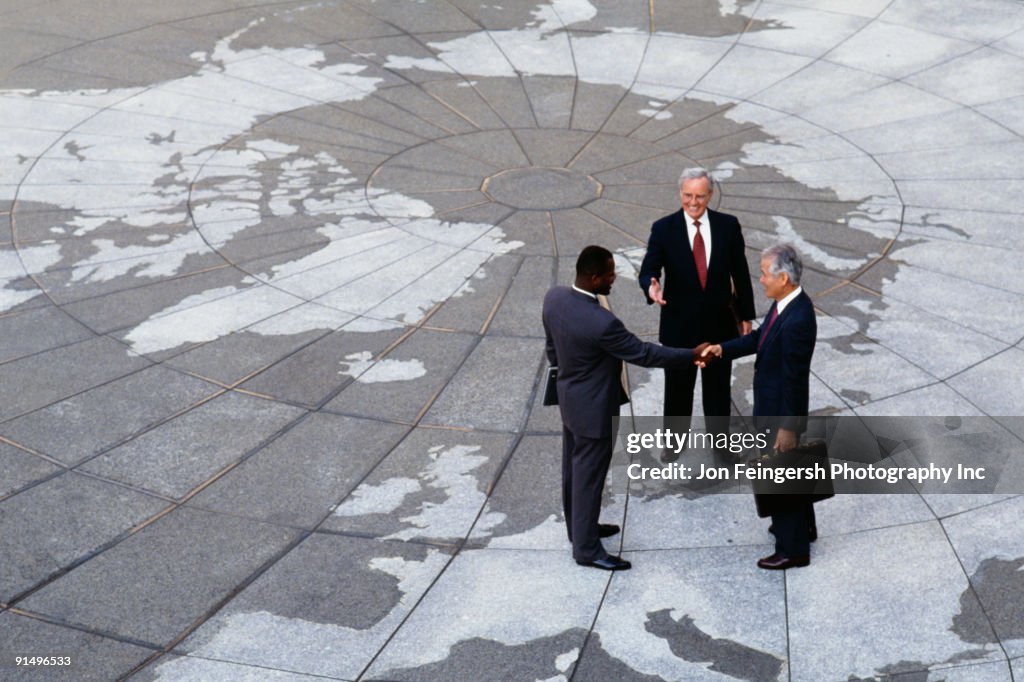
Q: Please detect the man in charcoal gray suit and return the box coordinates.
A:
[543,245,704,571]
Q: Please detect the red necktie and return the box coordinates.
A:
[692,220,707,289]
[758,306,779,350]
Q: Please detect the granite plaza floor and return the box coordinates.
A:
[1,0,1023,680]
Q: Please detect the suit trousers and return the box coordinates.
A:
[772,504,814,558]
[562,426,613,562]
[664,359,733,435]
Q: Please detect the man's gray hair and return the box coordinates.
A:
[762,244,802,285]
[678,167,712,191]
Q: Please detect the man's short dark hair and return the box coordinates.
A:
[576,245,614,277]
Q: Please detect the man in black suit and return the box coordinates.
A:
[543,246,699,571]
[639,168,755,454]
[703,244,818,570]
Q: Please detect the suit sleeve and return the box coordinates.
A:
[780,311,816,431]
[638,224,664,305]
[720,328,759,360]
[543,317,557,366]
[599,316,692,367]
[729,220,756,321]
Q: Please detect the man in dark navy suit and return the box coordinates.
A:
[704,244,818,570]
[543,246,699,571]
[638,168,755,457]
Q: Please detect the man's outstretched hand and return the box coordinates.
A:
[648,277,667,306]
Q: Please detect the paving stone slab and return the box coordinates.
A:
[241,325,405,408]
[0,365,217,465]
[162,323,342,386]
[0,336,151,423]
[787,521,1003,680]
[582,545,788,681]
[941,496,1024,657]
[325,328,478,423]
[423,335,541,431]
[325,427,514,542]
[0,611,154,682]
[20,506,300,647]
[364,548,606,679]
[550,207,647,258]
[485,255,554,337]
[418,81,510,132]
[56,267,245,334]
[135,655,340,682]
[0,305,94,364]
[853,383,987,418]
[188,413,409,529]
[81,391,305,499]
[469,76,542,130]
[466,434,567,549]
[177,533,450,680]
[0,443,62,499]
[0,472,169,603]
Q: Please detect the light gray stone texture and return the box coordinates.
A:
[365,548,606,678]
[586,545,788,681]
[787,522,1002,680]
[325,427,514,542]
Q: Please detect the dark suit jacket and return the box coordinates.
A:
[638,208,756,346]
[719,290,817,433]
[543,286,694,439]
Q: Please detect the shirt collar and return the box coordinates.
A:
[776,286,802,314]
[572,284,598,300]
[685,210,708,230]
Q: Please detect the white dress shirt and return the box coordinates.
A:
[685,210,711,268]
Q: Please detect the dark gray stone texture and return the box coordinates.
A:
[20,506,299,646]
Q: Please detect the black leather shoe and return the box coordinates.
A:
[659,448,679,464]
[598,523,620,538]
[757,552,809,570]
[577,555,632,571]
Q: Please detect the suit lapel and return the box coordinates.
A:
[707,211,725,280]
[758,302,783,354]
[759,293,804,353]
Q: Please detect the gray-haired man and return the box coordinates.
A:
[639,168,756,458]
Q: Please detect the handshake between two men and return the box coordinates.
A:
[691,342,723,369]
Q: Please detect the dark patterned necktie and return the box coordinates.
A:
[758,305,779,350]
[692,220,707,289]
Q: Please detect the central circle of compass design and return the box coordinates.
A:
[482,167,601,210]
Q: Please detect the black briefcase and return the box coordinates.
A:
[753,440,834,518]
[543,367,558,406]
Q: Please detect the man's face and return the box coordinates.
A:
[680,177,712,221]
[759,257,789,301]
[594,258,617,296]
